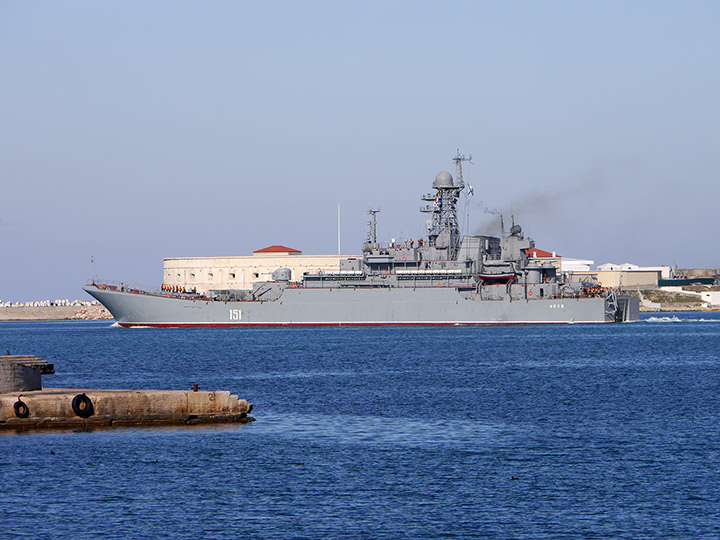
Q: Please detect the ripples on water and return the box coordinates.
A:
[1,312,720,539]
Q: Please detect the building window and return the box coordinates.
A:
[208,273,214,281]
[253,273,259,279]
[229,273,236,279]
[190,273,196,280]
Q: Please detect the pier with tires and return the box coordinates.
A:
[0,355,254,430]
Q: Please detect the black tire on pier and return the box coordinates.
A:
[71,393,94,418]
[14,400,29,418]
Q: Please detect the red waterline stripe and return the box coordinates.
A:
[118,320,601,328]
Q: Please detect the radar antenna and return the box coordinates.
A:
[452,148,472,189]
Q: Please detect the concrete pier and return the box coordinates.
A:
[0,355,54,393]
[0,354,254,430]
[0,388,254,429]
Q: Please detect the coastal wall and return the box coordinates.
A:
[660,287,720,306]
[0,305,112,321]
[573,270,660,289]
[676,268,720,279]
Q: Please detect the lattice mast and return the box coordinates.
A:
[453,148,472,191]
[453,149,474,235]
[421,150,471,258]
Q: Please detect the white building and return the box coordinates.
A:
[560,258,594,272]
[597,262,640,272]
[597,263,672,279]
[164,245,360,294]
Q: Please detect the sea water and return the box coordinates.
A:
[1,313,720,539]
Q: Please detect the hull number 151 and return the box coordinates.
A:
[229,309,242,320]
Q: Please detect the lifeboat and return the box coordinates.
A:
[478,273,516,284]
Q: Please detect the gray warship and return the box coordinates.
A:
[83,152,639,326]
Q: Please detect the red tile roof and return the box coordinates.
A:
[253,245,302,254]
[524,248,560,258]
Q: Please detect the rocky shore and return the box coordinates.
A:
[639,304,720,312]
[0,305,112,321]
[633,287,720,312]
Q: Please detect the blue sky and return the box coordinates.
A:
[1,1,718,301]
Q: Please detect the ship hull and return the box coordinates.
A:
[83,286,635,327]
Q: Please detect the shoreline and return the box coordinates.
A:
[639,306,720,313]
[0,306,112,322]
[1,305,716,323]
